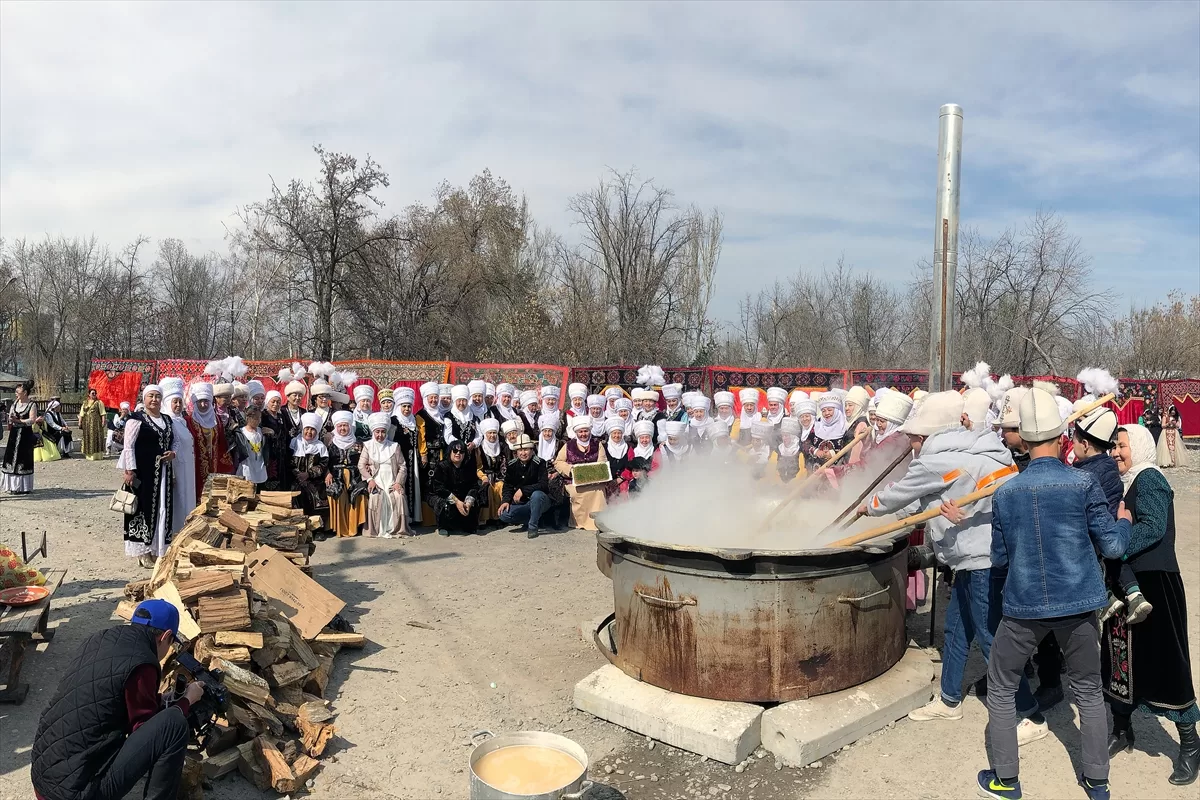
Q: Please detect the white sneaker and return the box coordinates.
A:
[1016,718,1049,746]
[908,697,964,721]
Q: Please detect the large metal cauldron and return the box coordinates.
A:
[594,517,910,703]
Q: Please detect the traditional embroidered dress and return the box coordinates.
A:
[326,414,367,538]
[475,442,507,523]
[416,403,446,523]
[188,384,233,498]
[164,404,197,536]
[119,410,174,559]
[359,414,412,537]
[260,404,287,491]
[79,396,107,460]
[233,427,269,486]
[393,397,423,525]
[2,400,37,494]
[553,421,608,531]
[291,427,330,521]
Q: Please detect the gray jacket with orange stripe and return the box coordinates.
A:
[866,427,1016,572]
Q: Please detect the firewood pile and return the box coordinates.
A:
[117,475,364,795]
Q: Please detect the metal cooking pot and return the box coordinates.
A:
[469,730,593,800]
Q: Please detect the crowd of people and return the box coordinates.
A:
[2,360,1197,796]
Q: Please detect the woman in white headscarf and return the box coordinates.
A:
[812,393,849,463]
[713,391,736,433]
[537,414,560,462]
[358,412,412,538]
[554,415,609,530]
[326,410,367,537]
[604,418,633,496]
[161,380,197,535]
[443,386,481,450]
[732,388,761,446]
[566,383,588,422]
[629,420,657,491]
[741,421,774,481]
[467,380,489,422]
[490,383,519,423]
[1106,424,1198,784]
[391,387,422,526]
[291,412,330,528]
[772,417,805,483]
[519,390,542,439]
[187,381,232,499]
[653,420,692,469]
[475,417,506,524]
[686,396,713,442]
[118,385,176,568]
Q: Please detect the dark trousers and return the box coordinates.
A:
[435,498,480,533]
[1037,634,1062,690]
[987,614,1108,782]
[95,706,189,800]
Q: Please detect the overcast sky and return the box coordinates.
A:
[2,1,1197,322]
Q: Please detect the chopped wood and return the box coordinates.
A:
[310,641,341,659]
[151,582,201,641]
[298,701,337,757]
[214,630,264,649]
[174,569,236,602]
[251,642,288,670]
[123,579,151,602]
[227,703,266,736]
[225,532,259,554]
[193,634,251,665]
[114,599,138,622]
[201,747,242,779]
[258,489,299,505]
[237,741,269,790]
[180,754,205,800]
[149,517,211,592]
[255,736,296,793]
[307,515,322,529]
[279,738,300,763]
[303,655,333,696]
[219,508,253,537]
[253,525,302,551]
[288,630,320,672]
[184,542,246,567]
[203,719,240,756]
[266,660,312,688]
[274,684,306,706]
[211,657,271,707]
[247,701,285,737]
[290,754,323,787]
[198,589,251,633]
[314,631,365,649]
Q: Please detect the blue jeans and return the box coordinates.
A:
[941,568,1037,716]
[498,490,551,531]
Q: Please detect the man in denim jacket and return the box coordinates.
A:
[978,388,1131,800]
[858,392,1042,738]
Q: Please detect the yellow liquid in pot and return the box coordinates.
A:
[474,745,584,794]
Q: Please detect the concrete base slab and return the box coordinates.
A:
[761,648,938,767]
[573,665,762,765]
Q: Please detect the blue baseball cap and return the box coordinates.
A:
[131,599,181,638]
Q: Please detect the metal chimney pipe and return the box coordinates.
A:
[928,103,963,393]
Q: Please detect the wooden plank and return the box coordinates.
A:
[254,735,296,793]
[247,701,285,737]
[313,631,365,649]
[210,657,271,706]
[197,590,251,633]
[203,719,240,756]
[266,660,311,688]
[201,747,242,779]
[227,703,265,736]
[214,630,264,649]
[174,570,236,602]
[150,581,200,641]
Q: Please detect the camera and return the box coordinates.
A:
[170,650,230,748]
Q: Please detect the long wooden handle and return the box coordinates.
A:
[830,485,999,548]
[763,427,871,526]
[824,448,913,532]
[1065,393,1115,424]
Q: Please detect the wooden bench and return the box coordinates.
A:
[0,532,68,704]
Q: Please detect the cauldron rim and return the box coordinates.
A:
[594,512,911,560]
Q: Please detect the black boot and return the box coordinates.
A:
[1170,722,1200,785]
[1108,714,1135,758]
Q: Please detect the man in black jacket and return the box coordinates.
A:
[31,599,204,800]
[498,435,555,538]
[430,441,483,535]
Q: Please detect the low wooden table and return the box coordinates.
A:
[0,567,68,704]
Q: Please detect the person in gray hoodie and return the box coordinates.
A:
[857,391,1045,741]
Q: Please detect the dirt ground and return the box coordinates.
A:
[1,449,1197,800]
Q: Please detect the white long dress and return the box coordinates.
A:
[118,416,173,558]
[169,414,197,534]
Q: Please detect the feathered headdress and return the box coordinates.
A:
[330,370,358,391]
[637,365,666,388]
[1032,379,1060,397]
[308,361,336,380]
[202,356,248,382]
[1076,368,1119,403]
[961,361,992,391]
[988,374,1013,405]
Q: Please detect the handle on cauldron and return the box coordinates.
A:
[837,587,890,604]
[563,780,595,800]
[469,730,494,745]
[635,591,698,609]
[592,612,619,668]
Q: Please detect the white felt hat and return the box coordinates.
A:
[1019,387,1065,442]
[900,391,964,436]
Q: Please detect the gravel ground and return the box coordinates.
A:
[1,448,1197,800]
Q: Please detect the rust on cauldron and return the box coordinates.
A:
[600,535,908,703]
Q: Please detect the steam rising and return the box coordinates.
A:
[600,450,909,552]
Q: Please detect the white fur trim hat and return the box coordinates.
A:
[900,391,964,436]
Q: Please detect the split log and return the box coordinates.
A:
[174,570,236,602]
[274,684,307,706]
[288,631,320,672]
[219,508,253,537]
[247,702,285,737]
[193,634,251,665]
[237,741,269,790]
[184,543,246,567]
[179,754,204,800]
[279,738,300,763]
[214,630,264,649]
[289,754,323,788]
[203,719,240,756]
[314,631,365,649]
[298,701,337,757]
[258,490,299,506]
[149,517,211,592]
[254,525,302,551]
[123,579,151,602]
[227,704,266,736]
[266,660,312,688]
[254,736,296,793]
[197,590,251,633]
[211,657,271,707]
[114,599,138,622]
[304,655,333,696]
[201,747,242,779]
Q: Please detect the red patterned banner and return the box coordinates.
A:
[1161,379,1200,437]
[87,369,144,409]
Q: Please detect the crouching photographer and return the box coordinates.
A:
[31,599,205,800]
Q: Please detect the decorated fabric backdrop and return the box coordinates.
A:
[451,362,569,393]
[709,367,843,394]
[569,366,708,397]
[850,370,927,394]
[1161,379,1200,437]
[87,369,145,409]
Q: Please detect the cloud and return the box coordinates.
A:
[1,0,1197,324]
